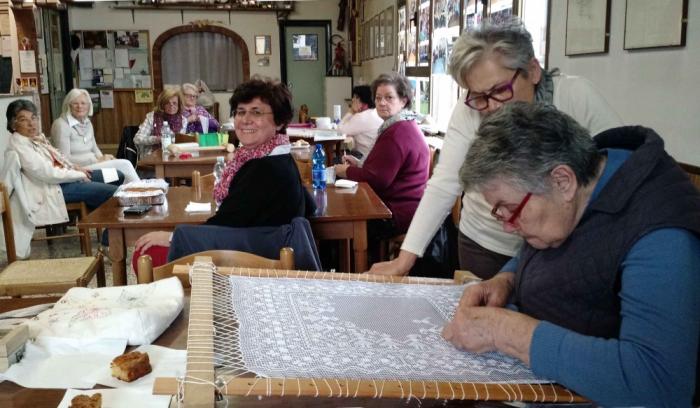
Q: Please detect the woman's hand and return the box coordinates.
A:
[99,154,115,162]
[342,154,360,166]
[74,165,92,181]
[134,231,172,253]
[334,163,350,178]
[366,250,417,276]
[458,272,515,308]
[186,109,199,123]
[442,305,538,364]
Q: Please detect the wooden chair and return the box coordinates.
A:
[379,145,438,261]
[191,170,215,192]
[0,183,105,297]
[33,201,93,256]
[136,247,295,287]
[680,162,700,191]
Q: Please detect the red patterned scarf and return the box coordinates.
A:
[213,133,290,204]
[153,111,184,136]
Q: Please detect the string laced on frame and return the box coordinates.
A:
[162,261,586,406]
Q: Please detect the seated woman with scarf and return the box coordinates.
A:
[134,87,187,158]
[334,73,430,241]
[131,77,315,272]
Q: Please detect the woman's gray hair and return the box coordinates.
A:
[460,102,603,194]
[449,18,536,89]
[371,72,413,110]
[61,88,93,118]
[182,82,198,95]
[6,99,38,132]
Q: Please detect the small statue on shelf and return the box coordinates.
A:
[298,104,310,124]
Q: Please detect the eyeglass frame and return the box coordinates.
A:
[491,192,532,226]
[183,93,198,98]
[233,109,274,119]
[464,69,521,111]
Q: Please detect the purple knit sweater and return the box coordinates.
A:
[346,120,429,233]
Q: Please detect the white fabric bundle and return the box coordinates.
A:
[26,277,184,345]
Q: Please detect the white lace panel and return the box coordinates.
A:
[227,276,547,384]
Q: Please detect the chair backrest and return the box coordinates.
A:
[117,125,140,166]
[192,170,216,192]
[0,182,17,264]
[137,247,295,287]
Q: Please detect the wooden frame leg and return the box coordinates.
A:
[109,229,127,286]
[352,221,368,273]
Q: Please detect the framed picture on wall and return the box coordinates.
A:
[565,0,610,56]
[624,0,688,50]
[385,6,394,57]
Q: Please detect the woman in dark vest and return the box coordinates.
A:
[443,102,700,406]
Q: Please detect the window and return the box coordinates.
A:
[393,0,549,132]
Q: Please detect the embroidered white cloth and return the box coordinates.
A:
[227,276,547,383]
[26,277,184,345]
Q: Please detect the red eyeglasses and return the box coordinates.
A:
[490,192,532,226]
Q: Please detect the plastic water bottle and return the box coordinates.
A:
[213,156,226,185]
[312,144,326,190]
[161,121,173,157]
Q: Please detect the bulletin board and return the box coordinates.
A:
[70,30,151,89]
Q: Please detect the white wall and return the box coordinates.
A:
[548,1,700,166]
[67,1,343,120]
[354,0,395,85]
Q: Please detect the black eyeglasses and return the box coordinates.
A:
[464,69,521,111]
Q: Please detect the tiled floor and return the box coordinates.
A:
[0,226,138,288]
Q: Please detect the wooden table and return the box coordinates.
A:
[78,184,391,286]
[138,148,234,179]
[287,128,346,165]
[308,183,391,273]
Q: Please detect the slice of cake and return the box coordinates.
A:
[69,393,102,408]
[110,351,152,382]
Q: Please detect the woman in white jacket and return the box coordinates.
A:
[6,99,118,225]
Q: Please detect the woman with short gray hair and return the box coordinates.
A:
[444,102,700,406]
[369,19,622,279]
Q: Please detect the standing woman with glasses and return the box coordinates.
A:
[181,82,220,134]
[132,77,315,273]
[334,73,430,242]
[369,19,622,279]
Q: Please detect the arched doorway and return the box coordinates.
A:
[152,25,250,94]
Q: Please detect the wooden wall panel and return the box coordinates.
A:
[39,93,51,133]
[90,90,152,146]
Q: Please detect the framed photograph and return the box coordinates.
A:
[378,11,385,57]
[565,0,611,56]
[134,89,153,103]
[114,31,140,48]
[292,34,318,61]
[82,30,108,49]
[385,6,394,57]
[624,0,688,50]
[255,35,271,55]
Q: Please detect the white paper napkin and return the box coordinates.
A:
[0,337,127,389]
[185,201,212,212]
[58,388,171,408]
[93,344,186,390]
[100,167,119,184]
[335,179,358,189]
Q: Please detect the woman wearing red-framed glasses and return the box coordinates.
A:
[369,19,623,280]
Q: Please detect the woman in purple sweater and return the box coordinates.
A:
[335,73,430,237]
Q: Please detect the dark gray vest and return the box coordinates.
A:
[512,126,700,402]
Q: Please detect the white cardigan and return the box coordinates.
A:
[401,74,624,258]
